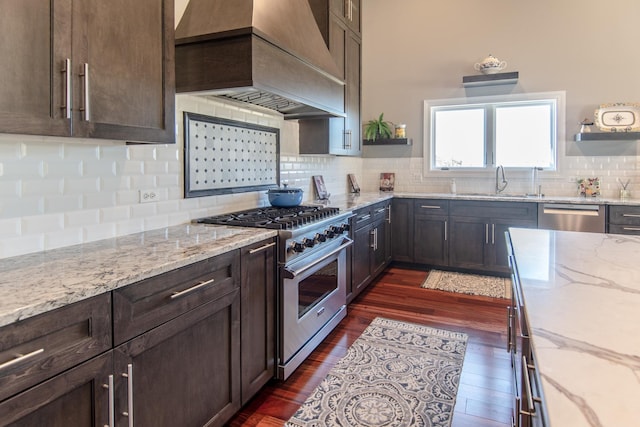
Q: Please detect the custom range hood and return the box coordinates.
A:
[175,0,345,119]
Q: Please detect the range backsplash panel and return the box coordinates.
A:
[184,112,280,198]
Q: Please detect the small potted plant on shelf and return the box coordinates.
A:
[364,113,393,141]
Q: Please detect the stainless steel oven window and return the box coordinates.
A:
[297,260,338,318]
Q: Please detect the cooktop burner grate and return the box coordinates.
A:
[196,206,341,229]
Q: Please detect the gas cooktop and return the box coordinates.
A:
[196,205,341,229]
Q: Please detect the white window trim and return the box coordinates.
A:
[423,91,566,178]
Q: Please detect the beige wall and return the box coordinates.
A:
[362,0,640,158]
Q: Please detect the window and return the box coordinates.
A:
[425,92,563,172]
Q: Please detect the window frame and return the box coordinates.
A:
[423,91,565,176]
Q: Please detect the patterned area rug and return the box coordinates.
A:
[285,317,468,427]
[421,270,511,299]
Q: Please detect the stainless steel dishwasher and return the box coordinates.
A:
[538,203,606,233]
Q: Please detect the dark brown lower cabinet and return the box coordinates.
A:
[113,290,241,427]
[0,351,112,427]
[240,238,276,405]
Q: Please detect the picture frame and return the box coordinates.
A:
[313,175,329,200]
[348,174,360,193]
[379,173,395,192]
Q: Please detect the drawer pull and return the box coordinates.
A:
[357,214,371,222]
[622,227,640,231]
[622,213,640,218]
[121,364,134,427]
[249,242,276,254]
[520,356,537,418]
[420,205,441,209]
[0,348,44,371]
[170,278,215,299]
[102,374,115,427]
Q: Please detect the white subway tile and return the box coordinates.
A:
[115,219,145,236]
[144,215,169,231]
[1,160,43,178]
[22,214,64,234]
[130,203,157,219]
[63,178,100,195]
[62,144,100,160]
[0,180,19,197]
[22,178,63,196]
[83,223,117,242]
[81,160,117,177]
[0,218,20,237]
[130,175,157,188]
[116,190,139,205]
[44,195,83,214]
[128,145,157,161]
[1,196,43,218]
[44,229,83,250]
[65,210,100,228]
[83,192,117,210]
[100,176,130,192]
[143,161,169,175]
[100,206,131,223]
[117,160,144,175]
[98,145,129,161]
[43,160,83,178]
[21,142,63,160]
[0,235,44,258]
[156,146,180,161]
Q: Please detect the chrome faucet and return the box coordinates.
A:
[495,165,508,193]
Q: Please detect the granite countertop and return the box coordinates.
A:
[0,224,277,328]
[508,228,640,427]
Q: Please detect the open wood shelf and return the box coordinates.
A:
[462,71,519,87]
[363,138,412,146]
[575,132,640,141]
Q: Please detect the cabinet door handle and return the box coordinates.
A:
[102,374,115,427]
[485,224,489,244]
[61,58,71,119]
[80,63,90,121]
[520,356,538,419]
[0,348,44,370]
[370,228,376,249]
[622,227,640,231]
[622,213,640,218]
[420,205,441,209]
[249,242,276,254]
[386,206,391,223]
[121,364,134,427]
[444,220,447,241]
[492,224,496,245]
[506,307,513,353]
[170,278,215,299]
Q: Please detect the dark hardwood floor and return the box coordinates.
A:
[228,266,513,427]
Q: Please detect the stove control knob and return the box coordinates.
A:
[325,229,335,239]
[331,225,345,235]
[290,241,305,253]
[315,233,326,242]
[302,237,315,248]
[342,223,350,232]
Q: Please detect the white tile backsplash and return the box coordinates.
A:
[0,93,638,259]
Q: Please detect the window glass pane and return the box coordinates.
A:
[495,103,554,168]
[433,108,485,168]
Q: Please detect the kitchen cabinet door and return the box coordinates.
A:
[344,29,362,156]
[0,351,112,427]
[352,223,373,296]
[240,238,276,405]
[330,0,360,34]
[71,0,175,143]
[371,219,388,277]
[113,291,241,427]
[448,216,488,271]
[391,198,414,262]
[414,216,449,266]
[0,0,72,136]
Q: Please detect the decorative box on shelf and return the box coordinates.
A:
[363,138,412,146]
[574,132,640,142]
[462,71,519,87]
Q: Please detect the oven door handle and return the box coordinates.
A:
[282,238,353,279]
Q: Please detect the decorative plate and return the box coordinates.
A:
[594,103,640,132]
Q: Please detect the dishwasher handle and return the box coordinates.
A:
[542,204,601,216]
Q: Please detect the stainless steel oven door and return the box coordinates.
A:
[278,237,352,379]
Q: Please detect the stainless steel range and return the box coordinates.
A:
[197,205,353,379]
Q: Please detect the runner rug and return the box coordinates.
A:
[421,269,511,299]
[285,317,468,427]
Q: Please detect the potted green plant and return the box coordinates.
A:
[364,113,393,141]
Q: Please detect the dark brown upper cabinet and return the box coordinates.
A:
[0,0,175,144]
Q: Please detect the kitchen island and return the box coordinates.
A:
[508,227,640,426]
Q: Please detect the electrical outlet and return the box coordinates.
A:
[139,189,159,203]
